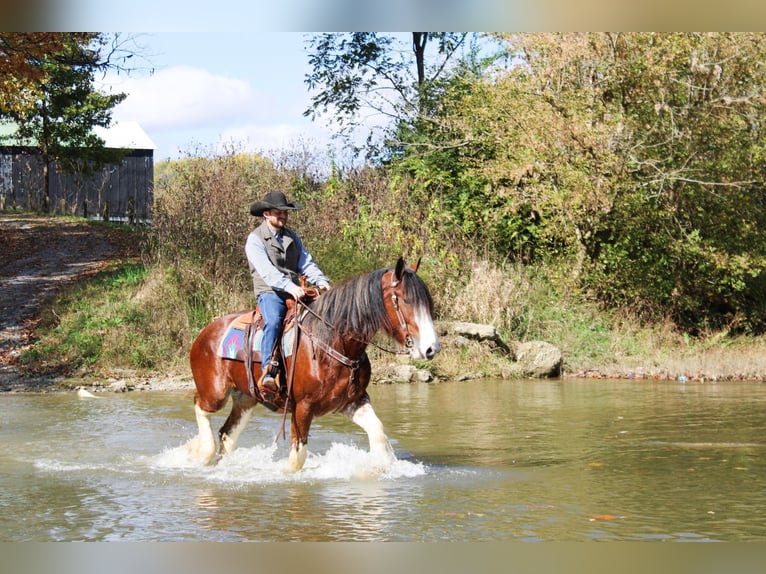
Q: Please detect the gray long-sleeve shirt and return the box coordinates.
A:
[245,222,329,297]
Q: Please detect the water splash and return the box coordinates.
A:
[151,441,426,484]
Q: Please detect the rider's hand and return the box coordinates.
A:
[288,284,306,300]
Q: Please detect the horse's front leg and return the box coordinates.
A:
[186,402,218,465]
[344,397,395,465]
[288,401,312,472]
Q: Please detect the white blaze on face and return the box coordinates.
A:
[411,304,441,360]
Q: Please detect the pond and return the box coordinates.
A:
[1,378,764,541]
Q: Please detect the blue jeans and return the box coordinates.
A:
[257,292,288,374]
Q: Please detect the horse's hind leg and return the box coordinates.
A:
[219,390,258,456]
[345,398,395,465]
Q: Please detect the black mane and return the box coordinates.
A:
[306,266,433,345]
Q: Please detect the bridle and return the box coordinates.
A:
[388,270,415,350]
[295,268,416,365]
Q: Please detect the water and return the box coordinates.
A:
[0,379,764,541]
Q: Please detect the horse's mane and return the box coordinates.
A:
[306,266,433,345]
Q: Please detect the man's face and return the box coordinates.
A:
[263,208,288,229]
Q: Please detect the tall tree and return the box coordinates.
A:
[303,32,470,155]
[1,33,130,212]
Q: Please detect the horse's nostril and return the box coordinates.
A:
[426,348,435,360]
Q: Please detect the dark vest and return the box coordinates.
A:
[249,221,301,297]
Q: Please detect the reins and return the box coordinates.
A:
[276,298,365,443]
[276,301,303,442]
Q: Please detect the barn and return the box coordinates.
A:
[0,121,155,222]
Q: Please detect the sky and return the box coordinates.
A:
[99,33,338,162]
[55,1,524,163]
[5,1,759,163]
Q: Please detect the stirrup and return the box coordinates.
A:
[266,359,280,377]
[258,370,281,399]
[261,375,278,392]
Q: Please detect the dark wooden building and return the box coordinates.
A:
[0,121,155,222]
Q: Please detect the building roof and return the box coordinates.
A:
[0,120,156,151]
[93,121,156,150]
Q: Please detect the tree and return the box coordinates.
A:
[1,33,132,212]
[399,32,766,332]
[1,33,85,115]
[303,32,471,155]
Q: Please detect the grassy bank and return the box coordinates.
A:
[17,245,766,385]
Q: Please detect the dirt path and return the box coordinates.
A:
[0,214,126,391]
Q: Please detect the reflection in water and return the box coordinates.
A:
[0,381,764,541]
[163,440,427,541]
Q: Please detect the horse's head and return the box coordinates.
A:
[383,258,442,360]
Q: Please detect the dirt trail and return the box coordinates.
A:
[0,214,122,391]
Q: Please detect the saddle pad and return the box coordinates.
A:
[218,326,262,362]
[218,321,297,363]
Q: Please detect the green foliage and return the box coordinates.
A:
[0,33,95,115]
[154,151,289,262]
[304,32,471,155]
[19,262,152,374]
[389,32,766,334]
[27,33,766,383]
[150,145,342,326]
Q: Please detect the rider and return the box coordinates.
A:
[245,191,330,394]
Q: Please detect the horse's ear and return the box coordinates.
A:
[410,257,421,273]
[395,257,406,281]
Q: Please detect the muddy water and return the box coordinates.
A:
[0,379,764,541]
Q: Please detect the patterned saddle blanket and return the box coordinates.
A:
[217,311,297,363]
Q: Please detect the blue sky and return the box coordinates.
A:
[99,33,333,161]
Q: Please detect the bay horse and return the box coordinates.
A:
[185,258,441,471]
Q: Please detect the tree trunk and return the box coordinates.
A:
[42,152,50,213]
[41,98,50,213]
[412,32,428,86]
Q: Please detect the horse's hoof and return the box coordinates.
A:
[183,437,218,466]
[288,443,308,472]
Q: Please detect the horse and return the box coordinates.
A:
[185,257,441,471]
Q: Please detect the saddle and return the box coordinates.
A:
[221,288,320,360]
[237,287,321,409]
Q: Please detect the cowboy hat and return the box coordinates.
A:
[249,191,303,216]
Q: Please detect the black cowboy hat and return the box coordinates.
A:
[250,191,303,216]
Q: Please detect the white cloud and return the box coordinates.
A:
[96,56,350,162]
[102,66,261,130]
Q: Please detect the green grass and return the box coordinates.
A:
[20,262,152,376]
[20,248,766,384]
